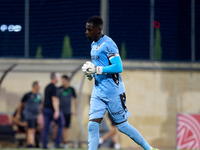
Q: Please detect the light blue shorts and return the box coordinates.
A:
[89,93,130,124]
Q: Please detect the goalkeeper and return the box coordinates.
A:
[82,16,158,150]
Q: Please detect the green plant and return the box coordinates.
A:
[36,46,43,58]
[62,35,73,58]
[154,28,162,60]
[120,42,126,59]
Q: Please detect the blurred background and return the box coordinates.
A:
[0,0,200,149]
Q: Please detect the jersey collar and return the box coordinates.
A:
[92,35,106,45]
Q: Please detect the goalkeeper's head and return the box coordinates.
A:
[86,16,103,42]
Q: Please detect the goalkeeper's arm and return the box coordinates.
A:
[102,55,123,74]
[82,54,123,75]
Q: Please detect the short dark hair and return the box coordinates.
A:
[50,72,57,80]
[32,81,39,87]
[62,75,69,81]
[87,16,103,27]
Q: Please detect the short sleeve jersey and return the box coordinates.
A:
[22,92,41,119]
[44,83,57,110]
[57,86,76,115]
[90,35,125,97]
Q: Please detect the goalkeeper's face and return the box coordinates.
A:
[85,22,99,41]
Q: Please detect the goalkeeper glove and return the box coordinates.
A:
[82,61,103,75]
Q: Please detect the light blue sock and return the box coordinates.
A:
[88,121,100,150]
[117,121,151,150]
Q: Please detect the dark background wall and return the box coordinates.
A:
[0,0,24,57]
[0,0,199,61]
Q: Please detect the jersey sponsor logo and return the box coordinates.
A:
[111,110,124,116]
[31,94,40,102]
[34,98,39,102]
[62,91,68,96]
[62,89,72,96]
[91,55,100,60]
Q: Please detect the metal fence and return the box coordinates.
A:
[0,0,199,61]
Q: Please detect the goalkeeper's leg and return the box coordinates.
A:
[116,121,151,150]
[88,121,100,150]
[88,97,107,150]
[107,94,157,150]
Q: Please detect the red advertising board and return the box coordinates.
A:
[177,113,200,149]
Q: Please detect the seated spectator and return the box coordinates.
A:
[16,81,42,148]
[12,107,27,148]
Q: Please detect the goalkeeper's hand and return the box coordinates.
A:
[81,61,103,75]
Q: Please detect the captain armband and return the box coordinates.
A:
[108,53,119,60]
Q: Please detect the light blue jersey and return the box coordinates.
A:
[89,35,130,123]
[90,35,125,98]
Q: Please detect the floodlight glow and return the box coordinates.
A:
[0,24,22,32]
[0,24,7,32]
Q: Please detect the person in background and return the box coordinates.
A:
[12,106,27,148]
[55,75,77,148]
[99,113,121,149]
[42,72,64,149]
[16,81,41,148]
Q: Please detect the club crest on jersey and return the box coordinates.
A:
[96,45,100,51]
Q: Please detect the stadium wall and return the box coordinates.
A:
[0,59,200,148]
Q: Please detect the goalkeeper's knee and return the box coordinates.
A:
[88,121,100,133]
